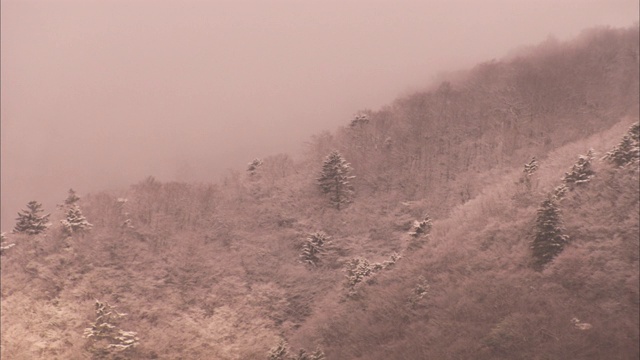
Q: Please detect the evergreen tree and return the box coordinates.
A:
[630,122,640,143]
[13,201,50,235]
[345,253,401,292]
[604,122,640,167]
[64,188,81,205]
[563,149,595,189]
[408,216,433,238]
[317,150,355,210]
[531,198,569,270]
[523,157,539,175]
[61,204,93,235]
[407,276,430,309]
[300,232,330,267]
[521,157,539,190]
[84,300,139,357]
[345,257,373,290]
[552,184,568,201]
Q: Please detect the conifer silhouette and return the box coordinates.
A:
[604,123,639,167]
[531,198,569,269]
[317,150,355,210]
[13,201,50,235]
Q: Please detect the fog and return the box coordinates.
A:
[1,0,638,229]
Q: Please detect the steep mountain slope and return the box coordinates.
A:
[1,26,638,360]
[299,120,638,359]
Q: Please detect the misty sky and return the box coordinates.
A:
[1,0,638,229]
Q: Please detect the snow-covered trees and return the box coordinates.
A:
[13,201,50,235]
[345,257,374,290]
[61,205,93,236]
[604,122,640,167]
[300,232,330,267]
[291,348,326,360]
[523,157,539,176]
[268,340,290,360]
[533,149,594,267]
[407,276,430,309]
[349,114,369,128]
[345,253,401,294]
[317,150,355,210]
[408,215,433,249]
[563,149,595,189]
[247,158,264,176]
[531,198,569,270]
[267,339,325,360]
[408,216,432,238]
[58,189,92,236]
[0,232,15,255]
[522,157,539,190]
[552,184,569,201]
[84,300,139,357]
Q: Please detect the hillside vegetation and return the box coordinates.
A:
[1,25,638,360]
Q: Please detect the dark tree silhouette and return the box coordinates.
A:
[13,201,50,235]
[317,150,355,210]
[531,198,569,269]
[604,123,639,167]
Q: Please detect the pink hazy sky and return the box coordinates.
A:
[1,0,638,229]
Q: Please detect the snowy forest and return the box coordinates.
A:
[1,25,639,359]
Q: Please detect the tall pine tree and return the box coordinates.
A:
[604,122,640,167]
[13,201,50,235]
[531,198,569,270]
[317,150,355,210]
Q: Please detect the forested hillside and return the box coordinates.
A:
[1,25,638,360]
